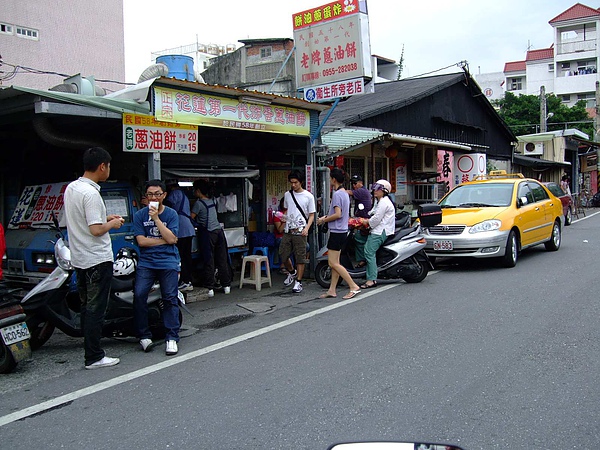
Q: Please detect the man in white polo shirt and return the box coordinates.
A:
[64,147,124,369]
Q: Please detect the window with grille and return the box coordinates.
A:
[343,157,385,188]
[260,47,272,58]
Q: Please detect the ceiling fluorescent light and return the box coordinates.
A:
[400,142,417,148]
[239,96,271,106]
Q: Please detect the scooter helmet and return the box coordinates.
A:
[113,247,138,277]
[372,179,391,194]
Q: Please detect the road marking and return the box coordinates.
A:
[571,209,600,224]
[0,284,397,427]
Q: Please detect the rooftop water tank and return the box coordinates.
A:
[156,55,195,81]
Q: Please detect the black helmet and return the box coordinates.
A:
[350,175,363,183]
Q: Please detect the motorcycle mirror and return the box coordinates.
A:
[328,443,464,450]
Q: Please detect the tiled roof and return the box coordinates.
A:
[504,61,526,73]
[320,73,466,127]
[549,3,600,24]
[526,47,554,61]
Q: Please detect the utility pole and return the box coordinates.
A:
[540,86,547,132]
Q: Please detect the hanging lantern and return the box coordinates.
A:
[385,144,399,158]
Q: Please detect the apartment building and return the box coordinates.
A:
[0,0,125,92]
[475,3,600,109]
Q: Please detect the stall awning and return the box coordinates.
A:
[513,154,571,169]
[162,167,260,179]
[318,127,473,158]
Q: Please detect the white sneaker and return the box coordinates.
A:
[292,280,303,293]
[165,340,178,356]
[140,338,153,352]
[178,282,193,292]
[284,270,297,286]
[224,286,231,294]
[85,356,120,369]
[207,289,215,297]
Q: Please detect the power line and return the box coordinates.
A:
[0,60,134,86]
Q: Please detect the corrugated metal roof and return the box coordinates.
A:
[0,85,151,115]
[320,127,386,156]
[319,127,474,158]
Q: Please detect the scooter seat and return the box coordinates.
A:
[383,226,418,246]
[111,276,135,292]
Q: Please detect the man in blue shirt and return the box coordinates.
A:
[133,179,181,356]
[348,175,373,268]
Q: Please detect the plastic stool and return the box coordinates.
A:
[239,255,272,291]
[252,246,272,274]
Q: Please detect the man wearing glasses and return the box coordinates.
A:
[347,175,372,268]
[133,180,181,356]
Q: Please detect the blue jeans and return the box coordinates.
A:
[365,231,387,281]
[75,261,113,366]
[134,266,180,342]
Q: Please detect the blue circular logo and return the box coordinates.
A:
[305,89,316,102]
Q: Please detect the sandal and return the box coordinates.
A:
[343,290,361,299]
[319,293,337,299]
[360,281,378,289]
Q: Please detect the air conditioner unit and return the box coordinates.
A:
[413,146,437,173]
[523,142,544,156]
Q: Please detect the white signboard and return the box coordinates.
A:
[123,113,199,153]
[454,153,487,185]
[8,182,68,229]
[292,0,372,90]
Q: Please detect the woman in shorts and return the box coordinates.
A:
[316,168,362,300]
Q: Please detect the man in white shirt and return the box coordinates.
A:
[280,170,316,293]
[64,147,124,369]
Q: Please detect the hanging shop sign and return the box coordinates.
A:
[153,86,310,136]
[304,77,364,102]
[292,0,372,91]
[123,113,199,154]
[8,182,68,228]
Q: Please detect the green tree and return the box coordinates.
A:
[492,92,594,138]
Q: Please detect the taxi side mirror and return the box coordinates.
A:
[518,196,529,207]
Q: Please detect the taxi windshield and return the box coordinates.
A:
[440,183,514,208]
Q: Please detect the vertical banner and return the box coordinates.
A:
[437,150,454,195]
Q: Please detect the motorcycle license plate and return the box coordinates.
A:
[433,240,453,251]
[0,322,31,346]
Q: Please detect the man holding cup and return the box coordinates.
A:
[133,179,181,356]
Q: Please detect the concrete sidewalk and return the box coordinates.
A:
[180,270,332,332]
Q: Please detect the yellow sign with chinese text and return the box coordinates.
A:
[122,113,198,153]
[153,86,311,136]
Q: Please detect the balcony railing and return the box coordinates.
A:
[557,40,596,55]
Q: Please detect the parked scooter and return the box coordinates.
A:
[21,217,184,350]
[0,282,32,373]
[314,204,442,289]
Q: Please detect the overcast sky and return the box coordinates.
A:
[123,0,588,84]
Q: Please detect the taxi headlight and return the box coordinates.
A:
[469,219,502,233]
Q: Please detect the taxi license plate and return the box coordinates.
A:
[433,240,453,251]
[0,322,31,346]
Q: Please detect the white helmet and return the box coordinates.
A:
[113,247,138,277]
[373,179,391,194]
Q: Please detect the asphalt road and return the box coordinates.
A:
[2,212,600,449]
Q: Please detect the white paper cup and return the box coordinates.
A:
[149,201,159,220]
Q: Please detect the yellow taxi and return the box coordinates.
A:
[423,171,563,267]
